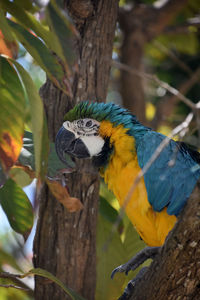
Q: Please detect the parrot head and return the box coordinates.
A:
[55,101,141,167]
[55,117,104,160]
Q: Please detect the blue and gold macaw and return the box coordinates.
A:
[55,101,200,287]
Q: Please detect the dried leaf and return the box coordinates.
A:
[0,30,18,58]
[46,179,83,212]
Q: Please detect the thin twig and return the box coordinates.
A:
[0,271,22,280]
[153,40,192,75]
[0,271,34,296]
[113,59,200,145]
[164,20,200,34]
[152,66,200,128]
[0,284,29,291]
[112,60,198,110]
[104,112,194,249]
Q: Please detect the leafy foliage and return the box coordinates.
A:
[143,0,200,134]
[0,56,25,172]
[0,179,33,238]
[0,0,77,239]
[0,2,82,297]
[22,268,86,300]
[97,190,146,299]
[0,0,200,299]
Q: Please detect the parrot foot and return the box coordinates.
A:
[111,247,161,300]
[111,246,160,279]
[117,267,148,300]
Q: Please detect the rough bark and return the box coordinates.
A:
[130,182,200,300]
[33,1,118,300]
[119,0,189,124]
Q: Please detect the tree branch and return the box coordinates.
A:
[0,272,34,297]
[112,60,198,110]
[147,0,189,40]
[0,284,29,291]
[118,0,189,123]
[129,181,200,300]
[153,66,200,128]
[0,271,21,280]
[164,18,200,34]
[119,0,189,41]
[153,40,192,76]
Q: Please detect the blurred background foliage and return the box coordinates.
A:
[0,0,200,299]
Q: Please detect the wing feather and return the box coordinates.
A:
[136,132,200,216]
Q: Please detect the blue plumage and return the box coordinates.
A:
[136,131,200,216]
[64,101,200,217]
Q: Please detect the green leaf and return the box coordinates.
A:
[0,248,23,273]
[0,56,25,171]
[22,268,86,300]
[0,282,31,299]
[0,9,15,42]
[100,182,116,204]
[159,33,198,56]
[46,0,77,66]
[13,0,37,12]
[7,19,69,93]
[123,223,146,261]
[96,196,146,300]
[9,166,33,188]
[96,215,126,300]
[99,196,119,223]
[0,179,33,237]
[10,60,49,179]
[1,0,52,48]
[1,0,75,89]
[99,196,123,233]
[0,162,7,187]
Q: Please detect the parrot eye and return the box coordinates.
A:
[85,120,92,127]
[77,120,83,127]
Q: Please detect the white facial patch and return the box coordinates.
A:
[80,135,104,156]
[62,118,105,157]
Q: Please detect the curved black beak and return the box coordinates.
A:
[55,126,90,164]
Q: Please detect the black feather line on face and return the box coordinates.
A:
[92,137,113,169]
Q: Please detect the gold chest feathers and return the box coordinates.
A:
[99,121,176,246]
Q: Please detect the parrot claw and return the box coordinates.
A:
[111,265,129,279]
[111,247,161,299]
[117,267,149,300]
[111,260,134,278]
[111,246,160,279]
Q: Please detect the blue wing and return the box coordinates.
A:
[136,131,200,216]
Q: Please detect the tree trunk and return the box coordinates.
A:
[33,1,118,300]
[120,28,146,124]
[119,0,189,125]
[130,182,200,300]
